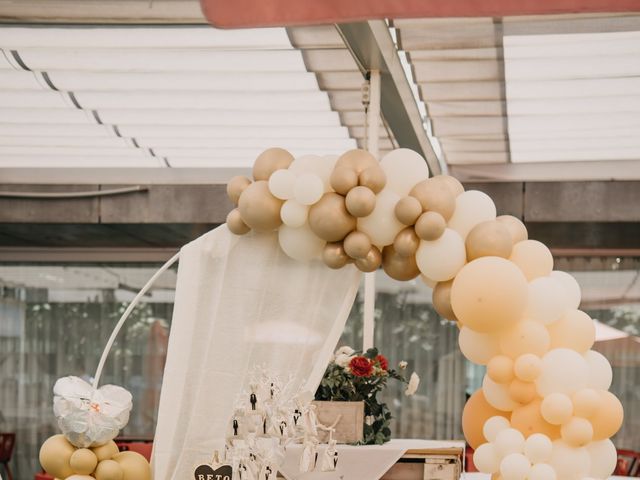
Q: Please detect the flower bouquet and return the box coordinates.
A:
[315,346,420,445]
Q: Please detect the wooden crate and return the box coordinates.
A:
[312,400,364,444]
[381,451,462,480]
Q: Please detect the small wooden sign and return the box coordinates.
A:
[313,400,364,444]
[194,464,233,480]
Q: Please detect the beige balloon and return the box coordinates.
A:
[465,220,513,261]
[430,174,464,197]
[514,354,542,382]
[572,388,601,418]
[330,166,359,195]
[91,441,119,462]
[39,434,75,479]
[70,449,98,475]
[409,178,456,220]
[547,309,595,353]
[359,166,387,193]
[226,175,252,205]
[95,459,125,480]
[415,211,446,241]
[344,231,372,259]
[335,148,378,173]
[237,180,283,232]
[308,192,357,242]
[561,417,593,447]
[355,245,382,272]
[509,379,537,404]
[112,451,151,480]
[487,355,515,384]
[345,186,376,217]
[500,320,551,359]
[393,227,420,257]
[252,147,294,181]
[497,215,528,244]
[322,242,350,269]
[226,208,251,235]
[382,244,420,281]
[433,279,457,320]
[590,390,623,440]
[394,196,423,225]
[510,240,554,281]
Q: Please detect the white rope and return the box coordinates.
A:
[92,251,181,389]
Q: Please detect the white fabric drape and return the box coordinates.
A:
[152,226,361,480]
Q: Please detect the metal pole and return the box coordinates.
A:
[363,69,380,352]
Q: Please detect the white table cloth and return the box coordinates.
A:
[463,475,631,480]
[280,439,465,480]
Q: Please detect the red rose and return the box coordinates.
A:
[375,354,389,371]
[349,356,373,377]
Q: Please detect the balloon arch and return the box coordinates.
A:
[227,147,623,480]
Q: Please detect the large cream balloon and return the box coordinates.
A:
[550,270,582,309]
[238,180,283,232]
[541,393,574,425]
[358,189,405,247]
[525,276,568,325]
[524,433,553,464]
[252,147,294,181]
[510,240,553,281]
[458,327,500,365]
[483,416,511,442]
[448,190,497,239]
[528,463,557,480]
[379,148,429,196]
[474,443,500,474]
[494,428,526,457]
[586,439,617,479]
[451,256,528,333]
[500,320,551,359]
[415,228,466,281]
[536,348,589,397]
[500,453,531,480]
[583,350,613,390]
[278,224,325,261]
[548,310,595,353]
[483,375,520,411]
[294,173,324,205]
[268,168,296,200]
[549,440,591,480]
[39,434,75,479]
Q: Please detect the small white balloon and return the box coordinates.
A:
[536,348,590,397]
[447,190,497,239]
[528,463,557,480]
[357,189,405,247]
[550,270,582,309]
[524,433,553,464]
[280,200,309,227]
[500,453,531,480]
[525,276,568,325]
[483,375,519,412]
[458,327,500,365]
[278,223,325,261]
[268,168,295,200]
[494,428,526,458]
[549,440,591,480]
[294,173,324,206]
[474,443,500,474]
[415,228,466,281]
[379,149,429,196]
[483,416,511,442]
[583,350,613,391]
[586,439,617,479]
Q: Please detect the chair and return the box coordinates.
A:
[616,449,640,477]
[0,432,15,480]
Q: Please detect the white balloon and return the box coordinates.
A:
[357,189,405,247]
[288,154,322,174]
[474,443,500,474]
[524,433,553,464]
[495,428,526,458]
[586,439,617,479]
[583,350,613,390]
[525,276,568,325]
[280,200,309,227]
[536,348,589,397]
[319,155,339,191]
[483,375,519,412]
[549,440,591,480]
[500,453,531,480]
[528,463,557,480]
[294,173,324,205]
[278,224,325,261]
[447,190,497,239]
[268,168,295,200]
[458,327,500,365]
[415,228,466,281]
[483,416,511,442]
[379,148,429,196]
[550,270,582,309]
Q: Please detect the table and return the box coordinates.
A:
[462,475,632,480]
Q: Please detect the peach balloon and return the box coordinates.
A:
[345,186,376,217]
[394,196,422,225]
[409,178,456,221]
[415,211,446,241]
[322,242,350,269]
[549,440,591,480]
[330,166,359,195]
[344,231,372,259]
[462,390,509,448]
[39,434,75,479]
[359,165,386,193]
[561,417,593,447]
[465,220,513,261]
[226,175,252,204]
[541,393,573,425]
[433,279,456,320]
[237,180,283,232]
[510,399,561,439]
[514,354,542,382]
[496,215,528,244]
[509,379,537,404]
[308,192,356,242]
[335,148,378,173]
[500,320,551,359]
[451,257,528,333]
[548,310,595,353]
[536,348,589,397]
[459,327,501,365]
[483,375,520,411]
[487,355,515,384]
[510,240,554,281]
[393,227,420,257]
[354,245,382,273]
[382,245,420,281]
[572,388,601,418]
[252,147,294,181]
[590,390,623,440]
[226,208,251,235]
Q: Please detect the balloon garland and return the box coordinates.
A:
[227,147,623,480]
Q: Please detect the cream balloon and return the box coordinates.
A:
[548,310,595,353]
[561,417,593,447]
[586,439,617,479]
[494,428,526,457]
[524,433,553,464]
[496,215,528,244]
[528,463,557,480]
[483,416,511,442]
[268,168,296,200]
[550,270,582,310]
[474,443,500,474]
[448,190,497,239]
[510,240,554,281]
[583,350,613,390]
[514,354,542,382]
[294,173,324,205]
[500,320,551,359]
[541,393,574,425]
[278,224,325,262]
[280,200,309,228]
[357,189,406,247]
[572,388,601,418]
[459,327,500,365]
[379,148,429,196]
[500,453,531,480]
[483,375,520,412]
[415,228,466,281]
[525,276,568,325]
[549,440,591,480]
[288,154,322,175]
[536,349,589,397]
[487,355,515,384]
[590,390,623,440]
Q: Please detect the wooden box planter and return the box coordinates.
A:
[312,400,364,444]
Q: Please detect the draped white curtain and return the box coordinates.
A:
[152,226,361,480]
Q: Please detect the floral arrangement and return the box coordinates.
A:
[315,346,420,445]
